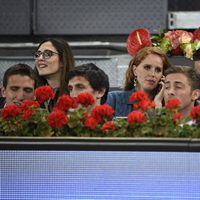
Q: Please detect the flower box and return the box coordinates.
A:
[0,136,200,151]
[168,55,194,67]
[1,89,200,138]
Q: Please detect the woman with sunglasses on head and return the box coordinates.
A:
[34,38,75,111]
[106,47,171,117]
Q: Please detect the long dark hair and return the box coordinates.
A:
[34,38,75,95]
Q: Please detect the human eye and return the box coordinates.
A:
[10,86,19,91]
[75,84,86,91]
[175,85,182,89]
[165,84,170,90]
[165,86,169,90]
[34,51,41,59]
[24,88,33,93]
[174,82,184,89]
[43,50,53,59]
[143,65,151,70]
[155,67,162,73]
[77,85,85,90]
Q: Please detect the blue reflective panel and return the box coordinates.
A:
[1,151,200,199]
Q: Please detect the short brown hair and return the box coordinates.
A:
[165,65,200,90]
[3,63,36,88]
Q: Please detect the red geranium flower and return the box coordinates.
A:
[21,109,34,120]
[91,104,114,122]
[20,99,40,110]
[190,105,200,120]
[76,92,95,107]
[101,121,116,133]
[165,99,180,109]
[129,91,149,103]
[35,85,55,104]
[134,99,155,111]
[173,112,183,121]
[129,91,154,111]
[47,109,68,128]
[55,95,77,111]
[127,28,152,57]
[127,110,145,125]
[20,100,40,120]
[1,105,21,120]
[84,117,98,130]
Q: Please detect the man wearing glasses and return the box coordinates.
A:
[0,63,36,108]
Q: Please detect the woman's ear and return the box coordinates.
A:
[133,65,137,76]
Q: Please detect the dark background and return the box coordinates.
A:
[0,0,199,43]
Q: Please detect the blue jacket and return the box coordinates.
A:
[106,89,135,117]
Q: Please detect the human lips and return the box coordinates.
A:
[37,63,48,69]
[146,79,156,85]
[13,100,22,106]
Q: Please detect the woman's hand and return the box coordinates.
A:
[154,76,165,109]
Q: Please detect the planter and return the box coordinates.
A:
[0,136,200,151]
[168,55,194,67]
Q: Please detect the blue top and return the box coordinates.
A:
[106,89,135,117]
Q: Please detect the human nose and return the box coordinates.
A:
[149,69,156,77]
[70,89,78,98]
[167,87,175,96]
[16,90,25,101]
[13,90,25,106]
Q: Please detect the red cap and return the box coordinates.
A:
[127,28,152,57]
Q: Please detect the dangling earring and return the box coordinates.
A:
[133,76,137,88]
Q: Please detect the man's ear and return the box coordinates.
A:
[191,89,200,101]
[1,87,6,98]
[96,88,106,99]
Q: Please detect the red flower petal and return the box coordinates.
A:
[127,28,152,57]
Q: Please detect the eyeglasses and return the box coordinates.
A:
[34,50,59,60]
